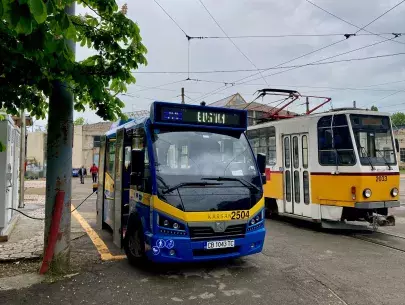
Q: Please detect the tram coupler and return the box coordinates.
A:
[368,214,395,227]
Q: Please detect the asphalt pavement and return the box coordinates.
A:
[1,178,405,305]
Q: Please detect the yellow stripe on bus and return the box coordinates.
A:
[152,195,264,222]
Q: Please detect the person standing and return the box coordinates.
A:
[90,163,99,183]
[79,165,86,184]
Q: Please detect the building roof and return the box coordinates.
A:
[209,93,247,107]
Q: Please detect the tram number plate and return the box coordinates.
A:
[206,240,235,250]
[376,175,387,182]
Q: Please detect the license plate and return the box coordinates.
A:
[205,240,235,249]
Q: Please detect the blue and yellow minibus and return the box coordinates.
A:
[96,101,266,264]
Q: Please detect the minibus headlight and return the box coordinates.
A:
[363,188,372,198]
[391,188,399,197]
[158,214,185,230]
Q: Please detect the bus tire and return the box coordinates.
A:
[124,215,147,266]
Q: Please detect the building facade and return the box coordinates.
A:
[72,122,112,169]
[26,122,112,172]
[26,131,47,167]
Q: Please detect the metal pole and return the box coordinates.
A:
[43,3,75,271]
[18,108,25,208]
[353,100,356,108]
[181,87,185,104]
[305,97,309,114]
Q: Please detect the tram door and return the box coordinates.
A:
[282,134,311,217]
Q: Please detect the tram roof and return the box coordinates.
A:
[105,117,149,138]
[247,108,391,130]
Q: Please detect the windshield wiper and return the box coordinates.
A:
[162,182,222,194]
[360,146,375,171]
[202,176,261,192]
[375,149,392,170]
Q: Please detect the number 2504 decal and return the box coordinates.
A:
[376,175,387,182]
[231,211,250,219]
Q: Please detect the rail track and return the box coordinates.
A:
[350,230,405,253]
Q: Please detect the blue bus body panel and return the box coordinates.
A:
[145,227,265,263]
[104,101,266,263]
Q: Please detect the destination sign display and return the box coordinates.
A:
[152,102,247,129]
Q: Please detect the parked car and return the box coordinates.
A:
[72,168,79,177]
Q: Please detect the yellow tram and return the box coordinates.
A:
[246,91,400,228]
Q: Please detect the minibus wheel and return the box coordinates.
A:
[124,216,146,265]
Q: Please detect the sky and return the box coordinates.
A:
[33,0,405,129]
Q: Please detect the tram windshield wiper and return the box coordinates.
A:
[201,176,261,192]
[162,182,222,194]
[375,149,392,170]
[360,146,375,171]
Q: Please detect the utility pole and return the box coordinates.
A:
[181,87,185,104]
[18,108,25,209]
[353,100,356,108]
[305,97,309,114]
[44,4,75,271]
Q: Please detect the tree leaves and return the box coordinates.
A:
[1,0,147,121]
[28,0,47,24]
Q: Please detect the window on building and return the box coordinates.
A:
[400,148,405,162]
[246,126,276,165]
[318,114,356,166]
[94,136,101,148]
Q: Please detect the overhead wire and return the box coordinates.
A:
[190,38,348,104]
[362,91,405,107]
[196,0,268,85]
[131,52,405,74]
[188,32,405,40]
[191,0,405,103]
[237,35,404,86]
[354,0,405,34]
[153,0,188,37]
[304,0,405,45]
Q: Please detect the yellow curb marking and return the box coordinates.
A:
[71,204,125,261]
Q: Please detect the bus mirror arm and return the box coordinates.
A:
[395,138,400,153]
[261,174,267,185]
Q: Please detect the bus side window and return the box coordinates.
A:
[141,145,152,194]
[107,140,116,177]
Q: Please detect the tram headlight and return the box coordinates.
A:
[363,188,372,198]
[391,187,399,197]
[173,222,179,230]
[163,220,169,227]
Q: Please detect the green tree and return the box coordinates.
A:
[74,116,85,125]
[0,0,147,121]
[391,112,405,127]
[371,105,378,111]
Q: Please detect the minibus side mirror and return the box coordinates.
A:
[257,153,266,174]
[395,138,400,153]
[131,150,145,186]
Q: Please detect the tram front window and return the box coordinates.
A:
[152,130,262,212]
[350,115,396,166]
